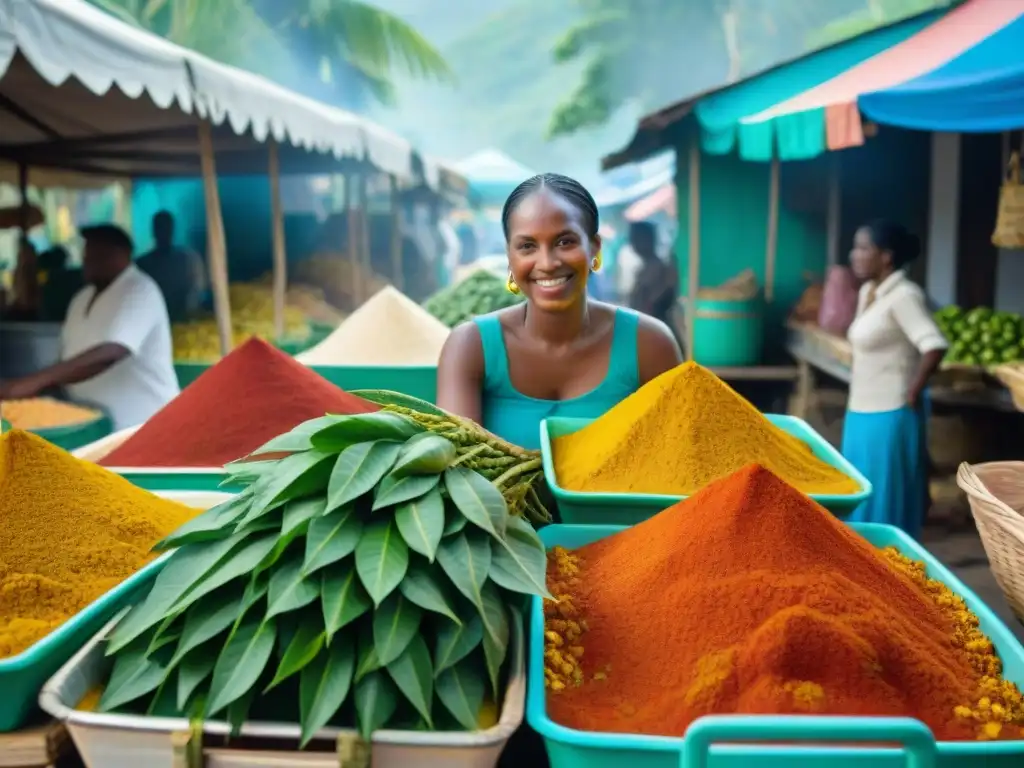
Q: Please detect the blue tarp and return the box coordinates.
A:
[860,12,1024,133]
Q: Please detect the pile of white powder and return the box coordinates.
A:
[296,286,450,366]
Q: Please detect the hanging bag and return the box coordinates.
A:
[992,151,1024,248]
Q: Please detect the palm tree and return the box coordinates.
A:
[88,0,451,111]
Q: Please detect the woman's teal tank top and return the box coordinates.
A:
[474,308,641,450]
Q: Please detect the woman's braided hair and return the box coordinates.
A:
[501,173,600,240]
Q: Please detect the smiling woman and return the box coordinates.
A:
[436,173,683,452]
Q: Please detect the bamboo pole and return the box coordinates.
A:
[765,156,780,303]
[687,134,701,362]
[826,154,841,267]
[197,121,233,356]
[345,173,362,307]
[359,172,371,302]
[389,175,403,291]
[268,141,287,340]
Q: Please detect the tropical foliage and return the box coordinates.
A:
[87,0,451,110]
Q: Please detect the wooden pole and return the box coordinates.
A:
[687,134,701,362]
[826,154,841,267]
[765,156,780,303]
[344,173,362,307]
[359,172,371,301]
[389,175,403,291]
[197,121,233,356]
[268,141,287,340]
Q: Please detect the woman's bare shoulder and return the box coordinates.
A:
[633,310,684,380]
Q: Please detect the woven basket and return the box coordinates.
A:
[992,151,1024,249]
[992,364,1024,411]
[956,461,1024,623]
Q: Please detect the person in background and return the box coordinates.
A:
[628,221,677,327]
[1,238,40,321]
[437,173,682,452]
[842,220,947,539]
[0,224,180,430]
[136,210,206,322]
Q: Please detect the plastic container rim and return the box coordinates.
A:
[540,414,873,507]
[527,522,1024,758]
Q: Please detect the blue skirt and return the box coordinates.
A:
[841,399,930,539]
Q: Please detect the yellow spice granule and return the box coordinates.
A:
[544,546,588,691]
[881,547,1024,741]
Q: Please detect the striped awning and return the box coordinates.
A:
[742,0,1024,157]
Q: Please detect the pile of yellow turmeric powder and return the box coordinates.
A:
[0,430,199,658]
[552,361,860,496]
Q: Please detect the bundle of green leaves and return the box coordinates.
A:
[98,411,550,744]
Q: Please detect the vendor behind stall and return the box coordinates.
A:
[0,224,180,430]
[136,210,206,322]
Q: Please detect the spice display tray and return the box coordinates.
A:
[540,414,872,524]
[31,411,112,452]
[73,428,245,493]
[0,491,234,733]
[40,616,524,768]
[309,365,438,403]
[529,523,1024,768]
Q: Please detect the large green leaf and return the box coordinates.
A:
[349,390,447,418]
[436,530,491,611]
[443,467,507,538]
[303,506,363,576]
[436,656,485,730]
[355,519,409,606]
[167,587,243,669]
[372,472,440,510]
[356,621,382,682]
[266,555,320,619]
[488,515,551,597]
[394,485,444,561]
[250,415,343,456]
[354,671,399,740]
[299,634,355,747]
[226,687,257,737]
[221,459,279,486]
[372,592,422,665]
[267,622,325,691]
[322,566,372,643]
[480,582,509,697]
[327,440,403,510]
[311,412,420,451]
[108,535,242,654]
[177,647,216,711]
[433,614,483,675]
[99,641,168,712]
[443,502,468,537]
[386,634,433,727]
[169,534,278,615]
[390,433,456,477]
[156,491,251,550]
[206,616,277,715]
[245,449,336,522]
[258,497,327,574]
[398,559,460,624]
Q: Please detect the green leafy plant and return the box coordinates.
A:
[98,409,548,743]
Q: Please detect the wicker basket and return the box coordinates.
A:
[992,364,1024,411]
[956,461,1024,623]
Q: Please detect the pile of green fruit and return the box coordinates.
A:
[424,270,523,328]
[97,406,550,744]
[935,305,1024,366]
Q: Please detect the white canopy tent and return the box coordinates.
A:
[0,0,431,348]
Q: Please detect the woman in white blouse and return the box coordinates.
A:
[842,220,947,538]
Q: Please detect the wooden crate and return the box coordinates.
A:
[0,721,72,768]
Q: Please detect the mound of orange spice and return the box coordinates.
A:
[544,464,1024,741]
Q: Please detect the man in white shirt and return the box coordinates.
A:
[0,224,180,430]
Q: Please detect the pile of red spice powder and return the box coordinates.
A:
[547,464,987,741]
[101,338,378,467]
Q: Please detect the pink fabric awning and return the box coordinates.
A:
[743,0,1024,150]
[625,183,676,222]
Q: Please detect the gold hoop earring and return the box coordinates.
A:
[506,272,520,294]
[591,251,602,272]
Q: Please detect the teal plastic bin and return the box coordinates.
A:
[540,415,872,524]
[104,467,244,493]
[31,412,112,452]
[692,295,764,367]
[529,523,1024,767]
[311,365,438,403]
[173,362,211,390]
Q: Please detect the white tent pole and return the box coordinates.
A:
[687,134,701,362]
[268,141,287,340]
[197,121,233,356]
[765,156,780,303]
